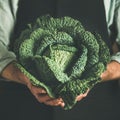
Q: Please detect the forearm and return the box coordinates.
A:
[1,61,29,85]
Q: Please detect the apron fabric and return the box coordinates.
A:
[13,0,111,50]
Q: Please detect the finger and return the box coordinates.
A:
[32,85,46,93]
[31,85,46,95]
[76,89,90,101]
[44,98,65,107]
[76,94,84,101]
[27,81,46,94]
[83,89,90,97]
[100,71,110,81]
[35,94,52,103]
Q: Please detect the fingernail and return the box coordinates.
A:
[41,90,46,93]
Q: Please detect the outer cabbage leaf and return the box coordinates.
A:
[14,15,110,110]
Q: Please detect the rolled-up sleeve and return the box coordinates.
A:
[0,0,19,73]
[115,0,120,44]
[111,52,120,62]
[109,0,120,63]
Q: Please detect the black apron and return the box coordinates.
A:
[13,0,111,49]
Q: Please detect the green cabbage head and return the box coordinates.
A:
[14,15,110,110]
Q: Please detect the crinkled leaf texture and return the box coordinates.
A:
[14,15,110,110]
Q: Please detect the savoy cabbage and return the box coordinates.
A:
[14,15,110,110]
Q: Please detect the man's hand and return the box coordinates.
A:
[76,89,89,101]
[4,60,119,107]
[1,62,64,107]
[101,61,120,81]
[76,61,120,102]
[26,82,65,107]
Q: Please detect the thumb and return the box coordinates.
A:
[100,70,111,81]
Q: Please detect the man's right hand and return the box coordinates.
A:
[101,60,120,81]
[1,62,65,107]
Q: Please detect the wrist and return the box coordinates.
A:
[101,61,120,81]
[1,61,30,85]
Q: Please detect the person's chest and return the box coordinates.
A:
[14,0,111,49]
